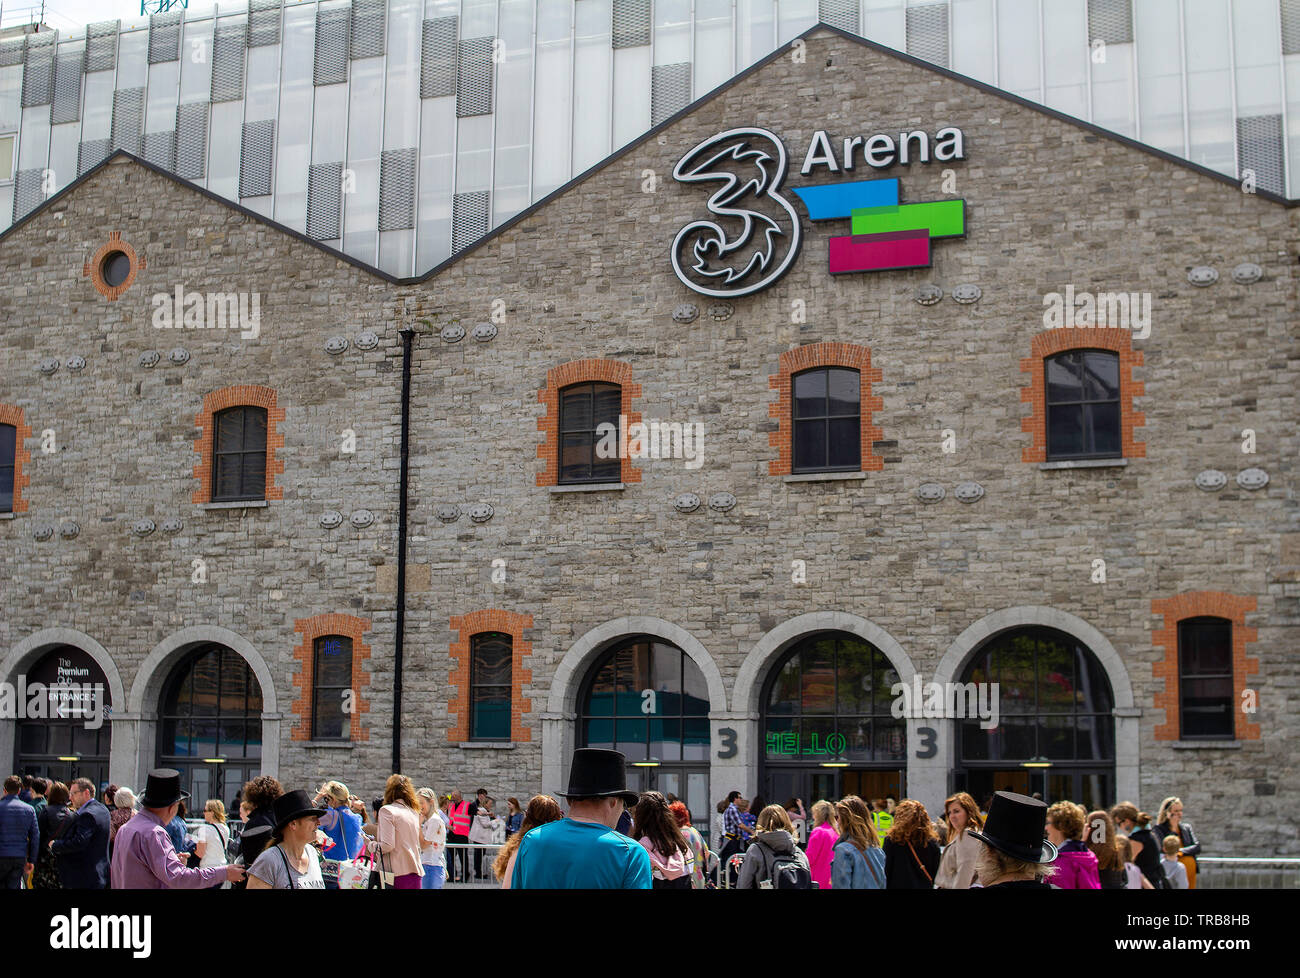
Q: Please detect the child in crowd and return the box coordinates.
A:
[1119,837,1153,889]
[737,798,757,834]
[1161,834,1189,889]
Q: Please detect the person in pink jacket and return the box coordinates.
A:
[1046,801,1100,889]
[804,800,838,889]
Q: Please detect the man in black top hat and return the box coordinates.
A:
[512,749,651,889]
[109,769,246,889]
[967,790,1059,889]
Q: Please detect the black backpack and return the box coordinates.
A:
[767,848,813,890]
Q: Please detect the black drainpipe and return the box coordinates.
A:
[393,327,416,774]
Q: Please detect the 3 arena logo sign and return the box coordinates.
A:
[670,126,967,298]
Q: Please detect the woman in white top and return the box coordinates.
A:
[417,787,447,889]
[468,795,503,881]
[246,790,328,890]
[189,799,231,889]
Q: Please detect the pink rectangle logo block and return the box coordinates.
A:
[828,229,931,274]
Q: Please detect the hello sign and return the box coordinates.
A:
[670,126,967,298]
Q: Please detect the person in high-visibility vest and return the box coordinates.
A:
[446,790,471,883]
[871,799,893,840]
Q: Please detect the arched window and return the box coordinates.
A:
[312,635,353,740]
[1177,617,1233,739]
[0,423,15,513]
[14,646,110,789]
[212,405,268,502]
[558,381,621,484]
[470,632,513,741]
[1045,350,1121,460]
[957,626,1115,810]
[792,367,861,472]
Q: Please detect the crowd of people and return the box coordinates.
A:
[0,753,1201,890]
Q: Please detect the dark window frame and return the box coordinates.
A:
[211,405,269,502]
[557,380,622,485]
[311,635,353,741]
[469,631,513,742]
[791,366,861,474]
[158,644,263,763]
[1177,616,1235,741]
[0,422,15,514]
[1044,349,1122,461]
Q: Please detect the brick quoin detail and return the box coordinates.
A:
[191,385,285,504]
[536,359,642,487]
[1020,329,1145,463]
[0,404,32,514]
[769,342,883,477]
[447,609,534,743]
[1150,592,1259,742]
[290,614,372,742]
[82,231,145,301]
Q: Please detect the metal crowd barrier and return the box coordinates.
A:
[1195,857,1300,889]
[443,843,504,888]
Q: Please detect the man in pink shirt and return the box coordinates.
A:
[110,769,245,890]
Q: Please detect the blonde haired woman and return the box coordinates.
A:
[935,792,983,889]
[831,796,885,889]
[736,805,812,889]
[804,800,837,889]
[376,774,425,889]
[1155,796,1199,889]
[191,800,230,877]
[416,787,447,889]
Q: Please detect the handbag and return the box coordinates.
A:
[336,837,373,890]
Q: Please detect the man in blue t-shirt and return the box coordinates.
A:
[512,748,651,890]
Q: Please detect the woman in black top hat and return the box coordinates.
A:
[967,791,1058,889]
[246,790,328,889]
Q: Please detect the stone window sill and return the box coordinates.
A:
[0,512,13,520]
[456,741,515,749]
[1170,740,1241,750]
[200,500,270,510]
[783,472,867,483]
[1038,458,1128,470]
[549,483,624,494]
[302,740,355,749]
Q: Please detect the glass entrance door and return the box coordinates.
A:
[763,768,904,843]
[956,767,1114,814]
[624,765,711,844]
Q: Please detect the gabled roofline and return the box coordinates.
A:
[4,22,1292,289]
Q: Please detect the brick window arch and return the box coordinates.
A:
[448,610,533,743]
[1151,592,1258,742]
[1021,329,1145,463]
[82,231,145,301]
[537,360,641,487]
[290,614,372,742]
[769,343,883,476]
[0,404,31,514]
[192,386,285,504]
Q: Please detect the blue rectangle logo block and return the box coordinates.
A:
[791,179,900,220]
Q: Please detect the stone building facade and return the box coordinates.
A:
[1,28,1296,855]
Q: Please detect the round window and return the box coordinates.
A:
[100,250,132,289]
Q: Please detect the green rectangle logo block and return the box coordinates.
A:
[850,199,966,238]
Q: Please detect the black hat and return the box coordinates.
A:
[271,789,327,833]
[967,791,1058,864]
[557,749,640,806]
[139,768,189,808]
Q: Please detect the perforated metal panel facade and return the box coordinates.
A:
[11,168,46,222]
[175,102,209,180]
[307,161,344,239]
[612,0,652,49]
[456,36,494,117]
[21,33,56,108]
[110,87,146,155]
[84,21,119,73]
[1086,0,1132,45]
[1237,113,1285,197]
[0,38,24,68]
[142,130,177,170]
[818,0,860,34]
[420,17,458,98]
[50,51,84,125]
[351,0,387,59]
[315,7,352,85]
[451,190,490,252]
[378,147,417,231]
[1283,0,1300,57]
[148,11,182,64]
[651,63,691,126]
[905,2,949,68]
[212,21,249,102]
[240,119,276,197]
[76,137,111,176]
[249,0,284,47]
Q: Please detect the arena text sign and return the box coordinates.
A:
[671,125,967,298]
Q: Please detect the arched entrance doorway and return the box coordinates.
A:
[576,635,711,840]
[156,644,263,810]
[14,646,111,789]
[760,631,905,830]
[952,626,1115,812]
